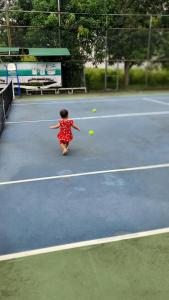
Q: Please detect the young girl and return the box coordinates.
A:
[50,109,80,155]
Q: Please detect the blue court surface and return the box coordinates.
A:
[0,93,169,255]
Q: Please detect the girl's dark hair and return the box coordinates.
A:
[60,109,68,118]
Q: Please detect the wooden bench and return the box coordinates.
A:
[41,88,59,95]
[26,89,40,96]
[26,87,87,95]
[58,87,87,94]
[26,88,59,96]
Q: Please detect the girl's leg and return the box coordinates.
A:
[66,142,69,149]
[60,143,68,155]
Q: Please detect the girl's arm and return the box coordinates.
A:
[50,122,60,129]
[72,123,80,131]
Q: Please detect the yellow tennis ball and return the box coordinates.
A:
[91,108,97,113]
[89,130,94,136]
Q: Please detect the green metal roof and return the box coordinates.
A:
[0,48,70,56]
[0,47,19,53]
[30,48,70,56]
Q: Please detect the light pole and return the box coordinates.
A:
[104,15,108,91]
[145,15,152,87]
[5,0,12,47]
[58,0,61,47]
[104,0,108,91]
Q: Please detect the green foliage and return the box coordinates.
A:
[85,68,105,90]
[3,0,169,65]
[77,26,89,38]
[64,13,76,28]
[1,0,169,88]
[85,68,124,90]
[18,0,33,10]
[32,0,56,11]
[129,68,146,84]
[147,69,169,86]
[85,67,169,90]
[45,13,58,27]
[20,55,37,62]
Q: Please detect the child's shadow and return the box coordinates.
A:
[65,146,84,157]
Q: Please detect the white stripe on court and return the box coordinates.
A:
[6,110,169,125]
[0,227,169,261]
[143,97,169,106]
[12,93,169,106]
[0,163,169,186]
[13,97,140,106]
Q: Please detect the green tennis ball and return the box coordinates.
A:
[89,130,94,136]
[91,108,97,113]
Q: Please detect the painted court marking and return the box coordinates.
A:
[0,227,169,261]
[13,97,140,106]
[13,93,169,106]
[14,95,151,106]
[143,97,169,106]
[0,163,169,186]
[6,110,169,125]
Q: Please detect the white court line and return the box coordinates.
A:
[0,227,169,261]
[6,111,169,125]
[13,97,140,106]
[143,97,169,106]
[17,94,169,106]
[0,163,169,186]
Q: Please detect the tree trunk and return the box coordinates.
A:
[124,61,131,88]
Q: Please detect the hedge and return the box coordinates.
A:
[85,67,169,90]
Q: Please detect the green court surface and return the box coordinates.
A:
[0,233,169,300]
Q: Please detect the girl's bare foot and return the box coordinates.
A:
[65,143,69,150]
[62,149,68,155]
[60,143,68,155]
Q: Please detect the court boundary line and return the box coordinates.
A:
[0,163,169,186]
[13,92,169,105]
[0,227,169,261]
[143,97,169,106]
[13,97,141,106]
[6,110,169,125]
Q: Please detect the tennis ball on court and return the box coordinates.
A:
[91,108,97,113]
[89,130,94,136]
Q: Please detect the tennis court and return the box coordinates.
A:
[1,91,169,299]
[0,91,169,258]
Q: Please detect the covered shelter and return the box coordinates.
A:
[0,47,86,95]
[0,47,70,57]
[0,48,73,94]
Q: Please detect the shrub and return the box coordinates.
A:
[85,67,169,90]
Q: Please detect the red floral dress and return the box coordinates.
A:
[57,119,74,144]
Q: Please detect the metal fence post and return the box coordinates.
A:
[145,15,152,87]
[58,0,61,47]
[104,15,108,91]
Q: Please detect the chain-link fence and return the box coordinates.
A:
[1,9,169,90]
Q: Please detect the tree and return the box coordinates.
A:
[105,0,167,87]
[0,0,16,47]
[1,0,169,88]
